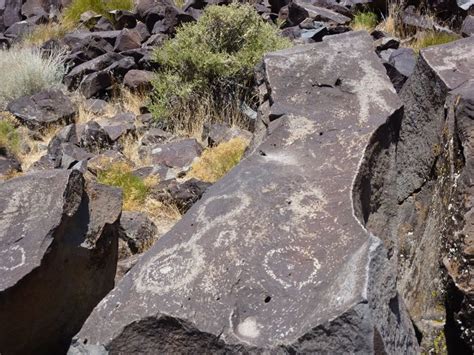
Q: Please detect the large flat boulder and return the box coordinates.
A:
[70,31,418,353]
[0,170,122,354]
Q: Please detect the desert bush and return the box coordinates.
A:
[412,31,460,51]
[189,137,249,183]
[64,0,133,23]
[0,47,66,109]
[150,3,291,132]
[97,162,156,210]
[351,11,379,31]
[0,120,20,156]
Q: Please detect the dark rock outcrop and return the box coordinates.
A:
[0,170,122,354]
[365,36,474,352]
[70,32,418,354]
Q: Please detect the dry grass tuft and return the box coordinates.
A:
[140,197,181,234]
[18,125,61,171]
[97,162,157,211]
[351,11,379,32]
[23,21,75,45]
[189,137,249,183]
[111,88,148,116]
[166,93,251,139]
[410,31,460,52]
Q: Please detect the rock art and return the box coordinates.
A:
[71,32,418,354]
[0,170,122,354]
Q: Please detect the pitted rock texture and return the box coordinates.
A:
[71,31,417,354]
[0,170,122,354]
[364,36,474,352]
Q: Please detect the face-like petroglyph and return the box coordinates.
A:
[135,241,205,295]
[263,246,321,290]
[0,245,26,271]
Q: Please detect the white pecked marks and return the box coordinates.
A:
[0,245,26,271]
[135,242,205,295]
[237,317,261,339]
[263,246,321,290]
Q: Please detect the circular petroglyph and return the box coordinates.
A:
[263,246,321,289]
[135,242,205,295]
[0,245,26,271]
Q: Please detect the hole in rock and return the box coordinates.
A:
[264,296,272,303]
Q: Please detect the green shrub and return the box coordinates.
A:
[64,0,133,23]
[0,47,65,110]
[150,3,291,130]
[97,163,150,211]
[351,11,379,31]
[0,120,20,156]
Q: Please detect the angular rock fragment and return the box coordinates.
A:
[119,211,158,259]
[7,89,76,131]
[71,32,418,353]
[0,170,122,354]
[150,138,202,169]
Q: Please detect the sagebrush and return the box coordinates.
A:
[150,3,291,132]
[0,47,66,109]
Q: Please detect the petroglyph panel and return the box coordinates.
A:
[0,170,76,291]
[74,32,418,353]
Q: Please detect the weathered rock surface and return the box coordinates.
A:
[0,170,122,354]
[149,138,202,169]
[7,89,76,130]
[71,32,418,353]
[365,36,474,352]
[119,211,158,259]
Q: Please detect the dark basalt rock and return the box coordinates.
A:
[0,170,122,354]
[97,112,136,142]
[123,69,154,92]
[110,10,137,30]
[149,138,202,169]
[0,149,21,181]
[114,28,142,52]
[64,30,121,48]
[7,89,76,131]
[79,70,113,98]
[372,36,474,352]
[382,47,416,92]
[201,122,252,147]
[64,52,124,90]
[461,15,474,37]
[71,32,418,354]
[119,211,158,259]
[165,178,212,213]
[80,121,113,152]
